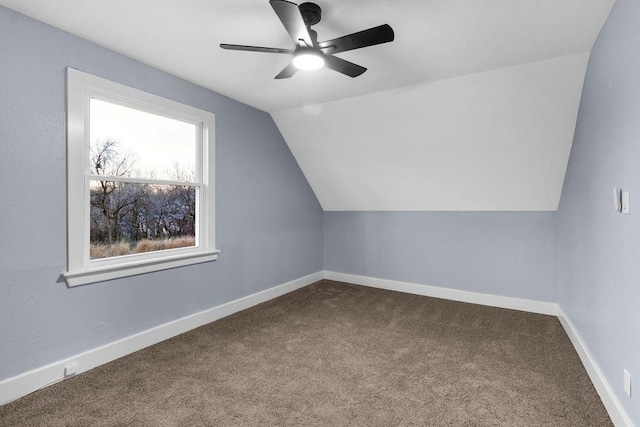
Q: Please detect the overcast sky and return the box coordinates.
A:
[89,98,196,181]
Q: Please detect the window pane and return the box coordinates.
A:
[89,98,196,181]
[90,180,196,259]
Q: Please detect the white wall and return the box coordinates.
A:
[273,53,589,211]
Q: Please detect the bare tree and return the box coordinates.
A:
[89,141,197,257]
[90,139,144,245]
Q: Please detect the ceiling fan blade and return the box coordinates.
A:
[270,0,313,47]
[275,62,298,79]
[324,55,367,78]
[220,44,294,54]
[319,24,395,55]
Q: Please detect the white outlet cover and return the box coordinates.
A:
[64,363,78,378]
[622,192,631,214]
[624,369,632,398]
[613,187,621,212]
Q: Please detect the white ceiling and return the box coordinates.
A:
[274,53,589,211]
[0,0,614,113]
[2,0,615,211]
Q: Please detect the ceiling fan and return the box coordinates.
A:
[220,0,395,79]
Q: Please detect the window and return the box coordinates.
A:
[64,68,218,287]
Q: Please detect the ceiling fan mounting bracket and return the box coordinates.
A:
[299,2,321,27]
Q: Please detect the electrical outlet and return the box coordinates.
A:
[624,369,631,398]
[64,363,78,378]
[622,191,631,214]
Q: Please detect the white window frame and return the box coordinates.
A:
[64,68,218,287]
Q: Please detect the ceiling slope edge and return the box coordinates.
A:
[271,52,592,116]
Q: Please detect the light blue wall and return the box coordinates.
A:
[0,6,323,380]
[325,212,557,302]
[557,0,640,422]
[2,3,638,422]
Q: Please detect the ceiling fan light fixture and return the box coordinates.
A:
[293,50,325,71]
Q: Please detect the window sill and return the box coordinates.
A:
[64,249,220,287]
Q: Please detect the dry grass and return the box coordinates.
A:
[90,241,131,259]
[135,236,195,253]
[90,236,195,259]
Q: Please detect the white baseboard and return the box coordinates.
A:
[0,271,324,406]
[324,271,558,316]
[557,308,633,427]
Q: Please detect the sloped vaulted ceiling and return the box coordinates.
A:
[269,1,616,211]
[273,53,591,211]
[1,0,615,211]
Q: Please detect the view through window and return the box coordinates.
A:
[88,98,198,259]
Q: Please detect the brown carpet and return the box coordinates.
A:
[0,280,611,426]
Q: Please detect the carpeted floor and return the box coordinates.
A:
[0,280,612,426]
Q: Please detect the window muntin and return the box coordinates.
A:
[65,68,218,287]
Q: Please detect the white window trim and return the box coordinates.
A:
[64,68,218,287]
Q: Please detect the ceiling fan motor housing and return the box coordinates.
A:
[299,2,321,26]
